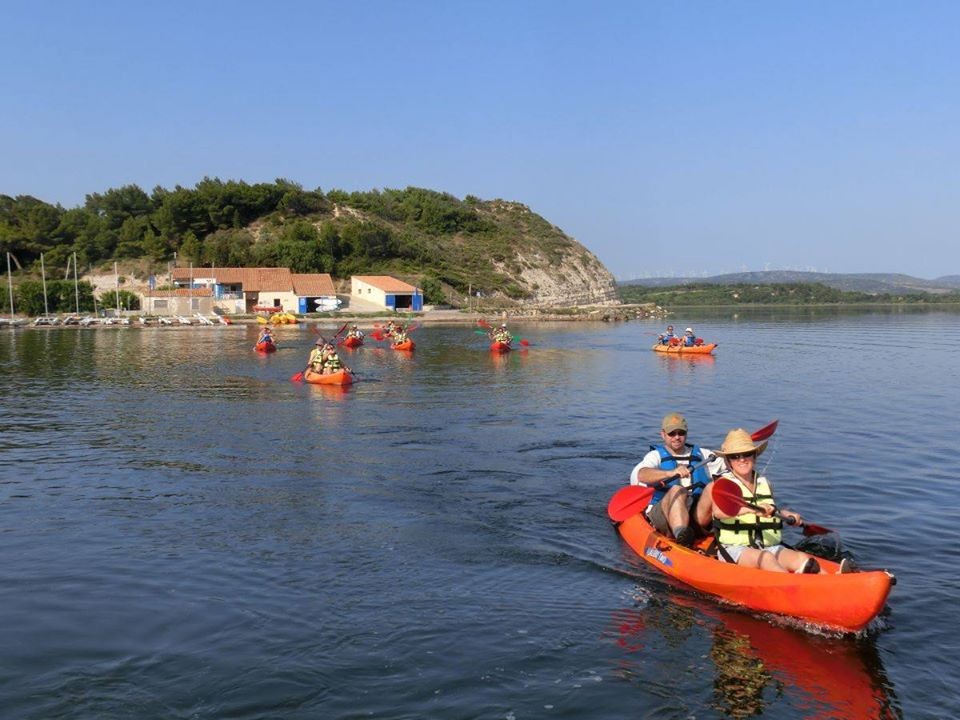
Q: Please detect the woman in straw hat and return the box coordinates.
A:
[703,428,829,574]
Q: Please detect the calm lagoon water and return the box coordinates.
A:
[1,308,958,719]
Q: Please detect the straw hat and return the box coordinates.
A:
[717,428,767,457]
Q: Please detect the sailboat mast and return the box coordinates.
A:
[6,252,14,321]
[73,252,80,314]
[41,253,49,317]
[114,262,121,317]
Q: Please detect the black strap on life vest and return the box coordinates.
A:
[712,517,784,549]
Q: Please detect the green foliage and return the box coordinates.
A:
[202,228,254,267]
[419,272,444,304]
[0,179,604,306]
[10,279,95,314]
[98,289,140,311]
[618,282,960,306]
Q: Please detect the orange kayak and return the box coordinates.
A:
[343,336,363,348]
[254,340,277,353]
[303,368,353,386]
[490,341,511,353]
[392,339,415,351]
[652,342,717,355]
[615,512,893,632]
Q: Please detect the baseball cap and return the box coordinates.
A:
[661,412,688,433]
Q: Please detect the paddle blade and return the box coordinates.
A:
[474,329,489,335]
[710,477,747,516]
[478,319,492,328]
[519,338,530,346]
[801,521,834,537]
[751,420,779,442]
[607,485,655,522]
[290,371,304,383]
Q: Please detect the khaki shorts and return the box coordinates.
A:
[646,492,696,535]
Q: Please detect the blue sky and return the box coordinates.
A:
[3,1,958,280]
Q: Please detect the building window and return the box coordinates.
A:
[155,299,168,309]
[191,299,200,310]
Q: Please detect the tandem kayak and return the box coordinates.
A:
[490,341,511,353]
[303,368,353,386]
[342,336,363,348]
[652,342,717,355]
[614,511,893,632]
[254,340,277,353]
[392,339,415,351]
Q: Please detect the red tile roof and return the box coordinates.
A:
[292,273,336,296]
[353,275,419,293]
[142,288,213,298]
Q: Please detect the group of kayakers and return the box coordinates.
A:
[344,324,364,342]
[256,327,274,346]
[630,412,854,575]
[487,323,513,344]
[308,339,347,375]
[657,325,703,347]
[301,322,417,375]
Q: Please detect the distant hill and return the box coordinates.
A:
[934,275,960,288]
[620,271,960,295]
[0,181,619,308]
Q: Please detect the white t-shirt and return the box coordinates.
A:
[629,446,724,486]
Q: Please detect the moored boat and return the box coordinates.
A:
[254,340,277,353]
[652,342,717,355]
[613,510,893,632]
[490,340,511,353]
[303,368,353,386]
[392,339,415,351]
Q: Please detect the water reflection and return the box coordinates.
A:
[612,590,901,719]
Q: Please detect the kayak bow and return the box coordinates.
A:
[614,511,893,632]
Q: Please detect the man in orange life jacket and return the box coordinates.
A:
[629,413,723,547]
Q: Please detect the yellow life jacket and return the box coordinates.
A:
[714,473,782,548]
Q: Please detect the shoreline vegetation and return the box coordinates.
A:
[6,280,960,329]
[618,281,960,306]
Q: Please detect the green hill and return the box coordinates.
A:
[1,179,617,310]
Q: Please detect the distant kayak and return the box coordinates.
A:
[490,341,511,353]
[613,510,893,632]
[392,339,415,351]
[343,336,363,348]
[652,342,717,355]
[303,368,353,386]
[254,340,277,353]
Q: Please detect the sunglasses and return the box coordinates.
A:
[666,429,687,437]
[727,452,756,461]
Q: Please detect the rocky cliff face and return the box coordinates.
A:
[499,248,620,306]
[476,201,619,306]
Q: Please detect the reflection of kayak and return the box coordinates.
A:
[343,336,363,348]
[303,369,353,386]
[615,512,893,632]
[652,343,717,355]
[392,339,415,351]
[614,593,899,717]
[254,340,277,353]
[490,341,511,353]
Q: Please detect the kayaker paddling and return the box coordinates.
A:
[702,428,850,574]
[657,325,678,345]
[630,413,724,547]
